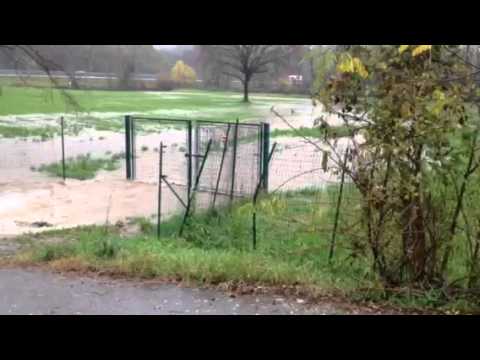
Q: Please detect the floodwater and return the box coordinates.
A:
[0,103,355,236]
[0,268,343,315]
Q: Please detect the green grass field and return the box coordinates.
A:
[0,86,309,139]
[0,86,307,120]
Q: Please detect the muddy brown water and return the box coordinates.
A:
[0,104,357,236]
[0,268,345,315]
[0,135,355,236]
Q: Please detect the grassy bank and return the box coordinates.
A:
[11,186,479,314]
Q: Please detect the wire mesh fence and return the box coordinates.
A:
[1,113,357,262]
[193,121,264,211]
[174,125,360,258]
[101,116,270,240]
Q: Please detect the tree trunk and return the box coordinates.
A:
[87,46,94,72]
[402,145,427,283]
[243,76,250,103]
[401,193,426,283]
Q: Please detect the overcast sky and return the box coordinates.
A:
[154,45,193,51]
[155,45,177,49]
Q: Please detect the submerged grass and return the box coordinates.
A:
[36,153,121,180]
[0,124,58,139]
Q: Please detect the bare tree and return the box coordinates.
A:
[214,45,287,102]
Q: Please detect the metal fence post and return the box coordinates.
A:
[187,120,193,200]
[157,141,164,240]
[252,142,277,250]
[229,118,240,204]
[125,115,132,180]
[328,147,349,264]
[60,116,66,181]
[131,117,136,180]
[261,122,270,192]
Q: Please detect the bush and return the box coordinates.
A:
[170,60,197,85]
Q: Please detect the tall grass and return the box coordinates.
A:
[15,184,480,313]
[19,187,372,292]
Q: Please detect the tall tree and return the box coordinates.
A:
[213,45,287,102]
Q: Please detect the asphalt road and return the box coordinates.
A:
[0,268,344,315]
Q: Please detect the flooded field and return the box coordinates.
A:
[0,102,351,236]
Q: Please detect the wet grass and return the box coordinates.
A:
[0,86,307,121]
[17,226,320,288]
[0,87,309,141]
[13,190,360,289]
[36,153,121,180]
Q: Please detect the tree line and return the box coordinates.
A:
[0,45,317,98]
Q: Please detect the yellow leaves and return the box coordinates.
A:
[171,60,197,84]
[399,45,409,54]
[353,58,369,78]
[399,45,432,57]
[412,45,432,57]
[337,55,355,73]
[433,89,446,102]
[430,89,447,116]
[337,54,369,79]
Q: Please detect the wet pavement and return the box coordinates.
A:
[0,268,345,315]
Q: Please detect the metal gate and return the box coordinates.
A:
[125,116,269,212]
[194,120,268,203]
